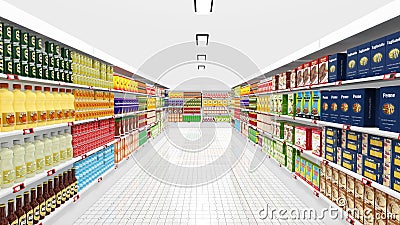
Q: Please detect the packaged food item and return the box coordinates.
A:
[355,198,364,224]
[303,91,312,118]
[339,90,351,125]
[375,189,388,214]
[311,91,321,120]
[355,179,365,200]
[347,46,359,80]
[364,185,375,207]
[290,69,297,88]
[379,86,400,132]
[321,91,331,122]
[296,65,304,87]
[357,42,372,78]
[312,128,322,156]
[295,126,312,150]
[287,93,296,117]
[348,89,376,127]
[0,83,16,131]
[279,72,290,90]
[387,195,400,224]
[319,56,329,84]
[347,175,355,195]
[370,37,386,76]
[303,62,311,86]
[296,92,304,118]
[310,59,319,85]
[386,31,400,74]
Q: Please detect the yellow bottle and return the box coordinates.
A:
[42,134,53,170]
[58,130,66,163]
[0,142,15,188]
[12,84,27,130]
[66,89,75,122]
[0,83,16,132]
[52,88,62,124]
[24,85,38,128]
[11,140,26,183]
[44,87,55,125]
[33,135,44,174]
[59,89,69,123]
[35,86,47,127]
[50,132,60,166]
[64,129,73,160]
[24,137,36,178]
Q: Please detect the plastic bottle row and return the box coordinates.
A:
[0,83,75,132]
[0,129,72,189]
[0,169,77,225]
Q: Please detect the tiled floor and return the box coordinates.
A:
[55,123,346,225]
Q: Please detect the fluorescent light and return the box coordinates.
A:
[197,54,207,61]
[198,65,206,70]
[196,34,209,46]
[194,0,214,15]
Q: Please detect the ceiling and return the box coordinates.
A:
[3,0,396,90]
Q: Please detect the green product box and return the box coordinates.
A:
[295,155,301,174]
[303,91,312,119]
[0,58,3,74]
[21,32,29,47]
[13,60,21,75]
[272,121,284,139]
[21,47,28,62]
[49,56,55,68]
[48,68,54,80]
[296,92,304,117]
[0,22,3,40]
[4,59,13,74]
[59,59,65,70]
[3,42,12,59]
[12,29,20,46]
[305,161,313,183]
[42,68,48,80]
[36,52,43,66]
[54,70,61,81]
[42,53,48,67]
[21,63,28,77]
[55,44,60,56]
[277,94,288,115]
[28,35,36,50]
[45,41,54,56]
[37,66,43,79]
[29,64,37,78]
[0,40,3,57]
[36,37,43,52]
[288,93,296,117]
[274,140,286,154]
[61,47,69,59]
[28,50,36,64]
[311,91,321,120]
[3,25,12,43]
[12,45,20,60]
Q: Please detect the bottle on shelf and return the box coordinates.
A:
[11,140,26,183]
[23,191,33,225]
[67,170,75,196]
[23,137,36,178]
[64,129,73,160]
[65,89,75,122]
[50,132,60,166]
[52,88,62,122]
[25,85,38,128]
[58,130,66,163]
[30,188,39,225]
[0,142,15,188]
[42,182,51,216]
[32,136,44,175]
[34,86,47,127]
[36,185,45,220]
[63,171,70,201]
[7,199,17,225]
[59,173,66,204]
[59,89,68,123]
[71,168,78,194]
[0,204,8,225]
[15,195,26,225]
[42,134,53,170]
[12,84,27,130]
[48,179,56,212]
[54,176,61,208]
[0,83,16,132]
[44,87,55,125]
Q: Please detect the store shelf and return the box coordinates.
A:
[0,123,69,139]
[114,109,163,118]
[0,138,116,200]
[72,116,114,125]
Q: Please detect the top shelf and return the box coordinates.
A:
[236,1,400,86]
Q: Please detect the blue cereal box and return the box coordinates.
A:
[325,127,342,138]
[348,89,376,127]
[296,92,304,118]
[342,149,357,162]
[328,53,347,83]
[330,91,340,123]
[341,158,357,172]
[370,37,386,76]
[339,90,351,125]
[321,91,330,122]
[379,86,400,132]
[363,166,383,184]
[303,91,312,119]
[363,155,383,172]
[346,47,358,80]
[311,91,321,120]
[385,31,400,74]
[357,42,371,78]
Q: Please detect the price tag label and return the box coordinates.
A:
[98,177,103,183]
[362,178,372,186]
[383,73,397,80]
[334,81,342,86]
[13,183,25,193]
[23,128,34,135]
[47,169,56,176]
[6,74,19,80]
[73,195,80,202]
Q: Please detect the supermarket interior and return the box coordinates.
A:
[1,0,400,225]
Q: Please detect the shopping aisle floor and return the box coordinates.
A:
[51,123,346,225]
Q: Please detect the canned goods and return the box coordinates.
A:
[49,56,55,68]
[42,53,48,67]
[0,58,4,74]
[55,44,60,56]
[0,22,3,40]
[42,68,48,80]
[13,61,21,75]
[48,68,54,80]
[54,71,61,81]
[0,40,3,56]
[45,41,54,56]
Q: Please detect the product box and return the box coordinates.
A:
[383,139,400,187]
[342,149,357,162]
[321,91,331,122]
[274,140,286,154]
[342,158,357,172]
[339,90,351,124]
[320,176,326,195]
[379,86,400,132]
[300,158,307,179]
[276,94,288,115]
[347,46,359,80]
[296,64,304,87]
[326,165,333,181]
[330,91,341,123]
[271,75,278,91]
[328,53,347,83]
[364,205,375,225]
[386,31,400,74]
[363,166,383,184]
[305,161,313,185]
[338,189,346,209]
[303,62,311,86]
[295,126,312,150]
[319,56,329,84]
[337,146,343,165]
[346,194,355,214]
[348,89,376,127]
[313,165,320,190]
[332,185,339,205]
[325,143,337,163]
[364,185,376,207]
[310,59,319,85]
[355,179,365,200]
[325,178,332,199]
[279,72,290,90]
[357,42,372,78]
[357,153,364,175]
[296,92,304,118]
[363,154,384,173]
[284,123,295,144]
[371,37,387,76]
[355,198,365,224]
[288,93,296,117]
[362,134,384,157]
[332,167,339,186]
[320,162,326,179]
[326,135,340,148]
[346,140,362,154]
[311,91,321,120]
[347,174,355,195]
[375,189,388,213]
[387,195,400,224]
[290,69,297,89]
[295,155,301,175]
[303,91,312,118]
[272,121,284,139]
[3,25,12,43]
[312,128,322,156]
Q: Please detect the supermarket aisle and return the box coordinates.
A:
[52,123,345,225]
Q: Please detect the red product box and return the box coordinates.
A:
[303,62,311,86]
[310,59,319,85]
[290,69,297,89]
[295,126,312,150]
[279,72,291,90]
[312,128,322,156]
[296,65,304,87]
[318,55,329,84]
[271,75,279,91]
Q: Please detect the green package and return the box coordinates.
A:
[296,92,304,117]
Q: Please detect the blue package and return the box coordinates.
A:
[379,86,400,132]
[321,91,331,122]
[386,31,400,74]
[328,53,347,83]
[341,158,357,172]
[348,89,376,127]
[363,154,384,172]
[325,150,337,164]
[330,91,340,123]
[370,37,386,76]
[342,149,357,162]
[346,140,362,154]
[363,166,383,184]
[339,90,351,124]
[357,42,372,78]
[346,47,358,80]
